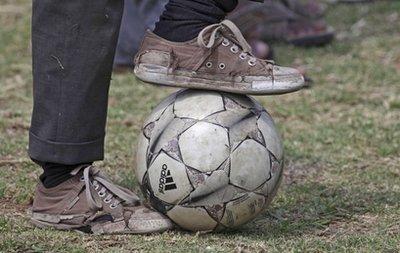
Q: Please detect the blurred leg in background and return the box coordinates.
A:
[114,0,168,71]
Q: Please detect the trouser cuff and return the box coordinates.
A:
[28,132,104,165]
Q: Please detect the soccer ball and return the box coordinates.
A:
[136,89,284,232]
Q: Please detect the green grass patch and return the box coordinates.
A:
[0,0,399,252]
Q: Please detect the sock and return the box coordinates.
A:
[33,159,92,188]
[215,0,239,12]
[153,0,238,42]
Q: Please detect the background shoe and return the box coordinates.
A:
[283,0,327,19]
[134,20,304,95]
[230,0,335,47]
[30,166,174,235]
[283,19,335,47]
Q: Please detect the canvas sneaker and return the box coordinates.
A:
[134,20,305,95]
[29,166,173,235]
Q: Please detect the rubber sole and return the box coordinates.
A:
[31,218,90,233]
[31,216,172,235]
[134,65,304,96]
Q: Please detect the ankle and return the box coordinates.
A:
[153,0,235,42]
[33,159,92,188]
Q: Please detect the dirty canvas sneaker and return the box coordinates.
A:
[29,166,173,234]
[134,20,304,95]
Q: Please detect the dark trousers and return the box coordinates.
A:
[30,0,124,165]
[29,0,261,165]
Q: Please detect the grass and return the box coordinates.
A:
[0,0,399,252]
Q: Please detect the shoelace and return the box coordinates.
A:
[71,166,140,211]
[197,20,273,67]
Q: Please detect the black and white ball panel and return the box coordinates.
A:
[136,89,284,231]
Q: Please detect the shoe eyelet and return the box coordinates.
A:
[219,63,226,70]
[230,47,239,54]
[104,198,112,204]
[93,184,100,191]
[239,53,247,60]
[222,39,230,47]
[205,62,213,68]
[98,191,106,197]
[248,60,256,67]
[80,176,85,182]
[110,203,118,209]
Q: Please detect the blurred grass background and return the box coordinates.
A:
[0,0,399,252]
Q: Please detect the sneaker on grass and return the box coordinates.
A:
[30,166,174,235]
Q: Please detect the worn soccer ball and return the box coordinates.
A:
[136,89,284,232]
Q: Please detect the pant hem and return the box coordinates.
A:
[28,132,104,165]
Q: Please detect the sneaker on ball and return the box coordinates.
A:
[134,20,304,95]
[29,166,174,235]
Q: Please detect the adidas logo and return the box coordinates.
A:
[158,164,177,193]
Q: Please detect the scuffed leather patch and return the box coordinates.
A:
[138,50,171,67]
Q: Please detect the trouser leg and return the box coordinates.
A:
[29,0,124,165]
